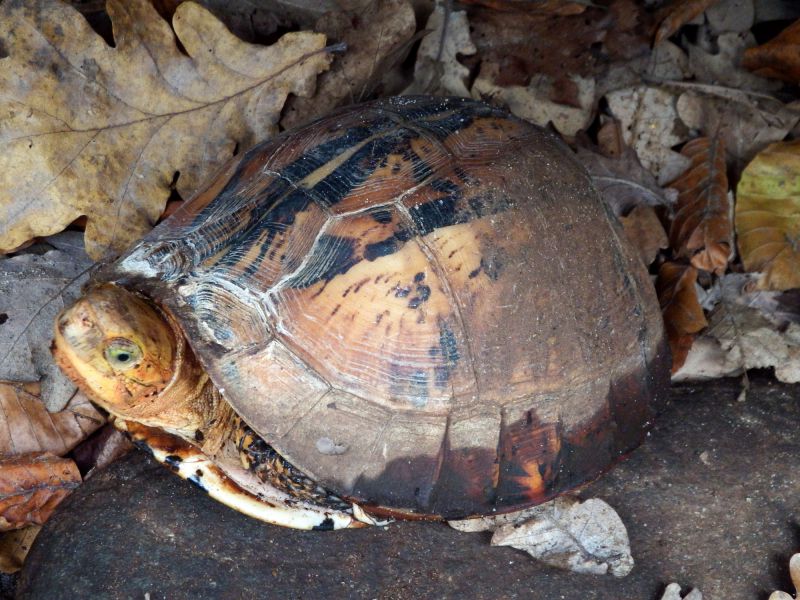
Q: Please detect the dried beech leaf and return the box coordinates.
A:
[0,526,40,573]
[743,19,800,83]
[654,0,722,45]
[0,232,93,412]
[0,382,104,457]
[0,453,81,531]
[0,0,331,260]
[490,497,633,577]
[736,140,800,290]
[281,0,415,129]
[404,0,476,97]
[657,262,708,373]
[620,205,669,267]
[606,86,691,185]
[668,137,731,274]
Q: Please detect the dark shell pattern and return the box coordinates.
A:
[108,96,670,519]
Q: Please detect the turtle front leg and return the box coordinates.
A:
[119,419,366,530]
[235,423,354,513]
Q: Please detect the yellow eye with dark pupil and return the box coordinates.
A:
[104,339,142,370]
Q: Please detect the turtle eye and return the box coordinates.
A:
[104,339,142,370]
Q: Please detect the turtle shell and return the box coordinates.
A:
[105,96,669,519]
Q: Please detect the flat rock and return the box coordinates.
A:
[17,378,800,599]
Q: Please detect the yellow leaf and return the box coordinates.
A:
[0,0,331,260]
[736,140,800,290]
[0,526,40,573]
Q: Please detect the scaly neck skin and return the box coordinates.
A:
[113,333,236,456]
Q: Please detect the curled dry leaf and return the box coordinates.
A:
[743,19,800,83]
[654,0,723,45]
[0,232,93,412]
[490,497,634,577]
[281,0,416,129]
[0,382,104,457]
[674,274,800,383]
[661,583,704,600]
[0,453,81,531]
[0,0,331,260]
[769,554,800,600]
[657,261,708,373]
[668,136,731,275]
[0,526,41,574]
[403,0,476,97]
[736,140,800,291]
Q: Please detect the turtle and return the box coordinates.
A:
[52,95,670,530]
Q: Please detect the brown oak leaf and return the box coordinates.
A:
[0,0,332,260]
[742,19,800,83]
[668,137,731,275]
[656,261,708,373]
[654,0,723,45]
[0,382,104,457]
[0,453,81,531]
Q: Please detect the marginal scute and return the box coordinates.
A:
[107,96,670,519]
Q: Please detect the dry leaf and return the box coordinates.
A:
[0,382,104,457]
[0,453,81,531]
[70,425,133,477]
[736,140,800,290]
[687,32,781,92]
[0,232,93,412]
[667,137,731,274]
[576,146,677,215]
[674,274,800,383]
[742,19,800,83]
[657,261,708,373]
[620,205,669,267]
[468,0,652,98]
[404,0,476,97]
[490,497,633,577]
[458,0,589,14]
[0,526,40,573]
[705,0,754,34]
[472,70,595,137]
[606,86,691,185]
[769,554,800,600]
[280,0,415,129]
[661,583,704,600]
[0,0,331,260]
[675,85,800,165]
[654,0,723,45]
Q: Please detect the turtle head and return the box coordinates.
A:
[52,284,179,418]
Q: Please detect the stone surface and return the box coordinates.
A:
[17,378,800,599]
